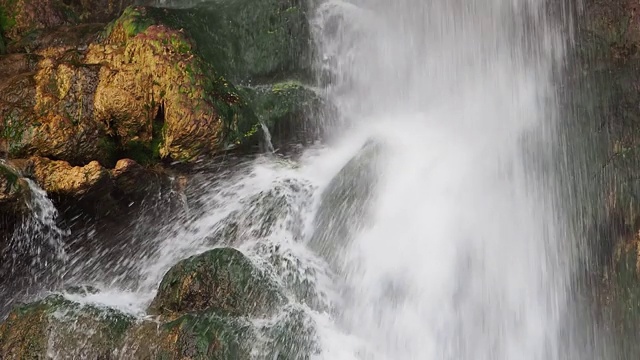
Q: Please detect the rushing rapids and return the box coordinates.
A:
[1,0,637,358]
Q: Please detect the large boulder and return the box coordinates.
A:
[121,313,254,359]
[0,295,135,359]
[308,139,385,266]
[0,6,259,165]
[0,294,254,359]
[149,247,284,316]
[0,0,319,165]
[146,0,313,83]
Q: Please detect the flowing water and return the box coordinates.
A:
[4,0,603,358]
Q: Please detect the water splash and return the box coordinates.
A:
[5,179,69,282]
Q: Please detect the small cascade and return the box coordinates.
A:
[260,119,276,154]
[5,179,69,285]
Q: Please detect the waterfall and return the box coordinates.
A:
[4,0,597,358]
[306,0,578,359]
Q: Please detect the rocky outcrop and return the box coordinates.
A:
[1,2,319,168]
[246,82,327,150]
[0,0,135,45]
[0,295,135,359]
[0,162,28,223]
[149,247,284,316]
[0,247,315,359]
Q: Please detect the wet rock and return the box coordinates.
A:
[24,156,111,197]
[208,178,314,246]
[111,158,166,199]
[0,161,28,246]
[0,162,28,219]
[145,0,312,83]
[255,306,320,359]
[149,247,284,316]
[245,82,327,150]
[120,313,254,359]
[308,139,385,265]
[0,295,135,359]
[86,6,259,162]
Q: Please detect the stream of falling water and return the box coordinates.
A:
[13,0,594,358]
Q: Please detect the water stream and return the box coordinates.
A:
[3,0,603,358]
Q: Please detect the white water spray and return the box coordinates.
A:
[307,0,574,359]
[42,0,583,358]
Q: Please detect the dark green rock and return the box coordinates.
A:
[244,82,326,150]
[256,305,320,359]
[149,247,284,316]
[145,0,312,83]
[119,312,254,359]
[0,295,135,359]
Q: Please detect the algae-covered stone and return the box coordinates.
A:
[120,312,254,359]
[0,295,135,359]
[86,6,259,161]
[0,162,28,216]
[255,306,320,360]
[146,0,312,82]
[0,0,135,44]
[149,247,284,316]
[245,82,325,150]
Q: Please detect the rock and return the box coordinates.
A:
[149,247,284,316]
[120,313,254,359]
[111,158,164,198]
[145,0,312,82]
[255,306,319,359]
[0,162,29,222]
[308,139,385,266]
[0,295,135,359]
[86,6,259,162]
[0,0,135,44]
[0,1,319,165]
[0,53,40,80]
[208,178,314,246]
[245,82,327,150]
[25,156,110,197]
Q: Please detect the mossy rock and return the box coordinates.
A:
[0,295,135,359]
[149,247,284,316]
[0,162,27,208]
[255,306,320,359]
[145,0,312,83]
[88,6,261,161]
[207,178,314,246]
[244,82,325,150]
[120,312,254,359]
[0,0,135,44]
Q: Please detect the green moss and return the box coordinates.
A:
[163,313,253,359]
[103,6,154,42]
[149,247,284,316]
[0,163,19,189]
[144,0,312,83]
[0,295,136,359]
[0,2,16,34]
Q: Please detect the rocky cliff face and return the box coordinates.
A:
[0,0,330,343]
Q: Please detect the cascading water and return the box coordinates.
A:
[3,0,600,358]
